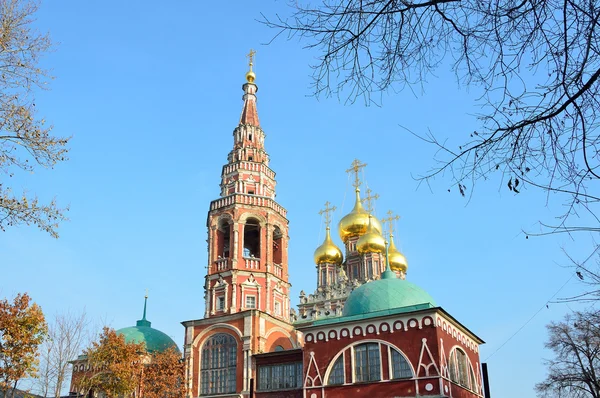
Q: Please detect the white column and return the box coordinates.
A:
[233,223,240,268]
[231,284,237,313]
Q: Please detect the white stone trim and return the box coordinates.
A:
[435,313,480,353]
[417,337,440,377]
[192,324,243,347]
[323,350,346,386]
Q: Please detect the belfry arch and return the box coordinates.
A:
[216,219,231,259]
[272,225,283,265]
[243,217,261,258]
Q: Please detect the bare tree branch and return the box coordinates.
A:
[0,0,70,238]
[263,0,600,285]
[536,310,600,398]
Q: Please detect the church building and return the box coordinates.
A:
[69,296,179,395]
[181,54,486,398]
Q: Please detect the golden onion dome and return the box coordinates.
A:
[356,215,386,254]
[388,234,408,273]
[338,189,383,243]
[246,70,256,83]
[314,227,343,265]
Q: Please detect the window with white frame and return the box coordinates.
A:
[200,334,237,395]
[245,295,256,309]
[257,362,302,391]
[390,349,412,379]
[327,356,344,385]
[326,342,412,386]
[216,296,225,311]
[354,343,381,382]
[274,301,281,316]
[449,348,477,392]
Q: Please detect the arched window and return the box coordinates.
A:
[354,343,380,382]
[243,218,261,258]
[201,334,237,395]
[390,349,412,379]
[449,347,477,392]
[216,220,230,258]
[273,226,283,264]
[327,356,345,385]
[326,342,413,386]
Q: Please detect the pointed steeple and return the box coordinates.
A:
[136,293,151,327]
[381,239,397,280]
[240,49,260,126]
[205,52,290,321]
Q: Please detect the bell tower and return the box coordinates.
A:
[183,53,299,398]
[204,52,291,320]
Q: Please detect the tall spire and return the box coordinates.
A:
[240,49,260,126]
[136,292,151,327]
[381,240,397,280]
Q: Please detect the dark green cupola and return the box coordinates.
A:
[342,243,436,317]
[116,295,179,353]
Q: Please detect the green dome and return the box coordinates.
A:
[117,324,179,354]
[116,296,179,354]
[342,269,436,317]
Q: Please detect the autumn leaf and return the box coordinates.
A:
[0,293,48,398]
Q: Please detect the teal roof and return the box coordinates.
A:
[116,296,179,354]
[300,303,435,328]
[342,269,436,317]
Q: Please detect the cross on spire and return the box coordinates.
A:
[247,49,256,71]
[381,210,401,237]
[318,201,337,228]
[361,188,380,213]
[346,159,367,189]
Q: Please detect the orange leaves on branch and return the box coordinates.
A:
[142,347,185,398]
[0,292,48,398]
[76,329,184,398]
[77,327,144,398]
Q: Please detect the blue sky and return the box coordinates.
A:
[1,1,596,397]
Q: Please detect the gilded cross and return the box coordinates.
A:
[318,201,337,228]
[381,210,401,237]
[247,49,256,70]
[145,288,149,299]
[345,159,367,188]
[361,188,380,213]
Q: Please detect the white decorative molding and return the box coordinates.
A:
[304,352,323,388]
[263,326,297,349]
[417,338,440,377]
[439,338,449,379]
[322,339,416,387]
[435,313,480,353]
[191,323,243,348]
[301,312,437,343]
